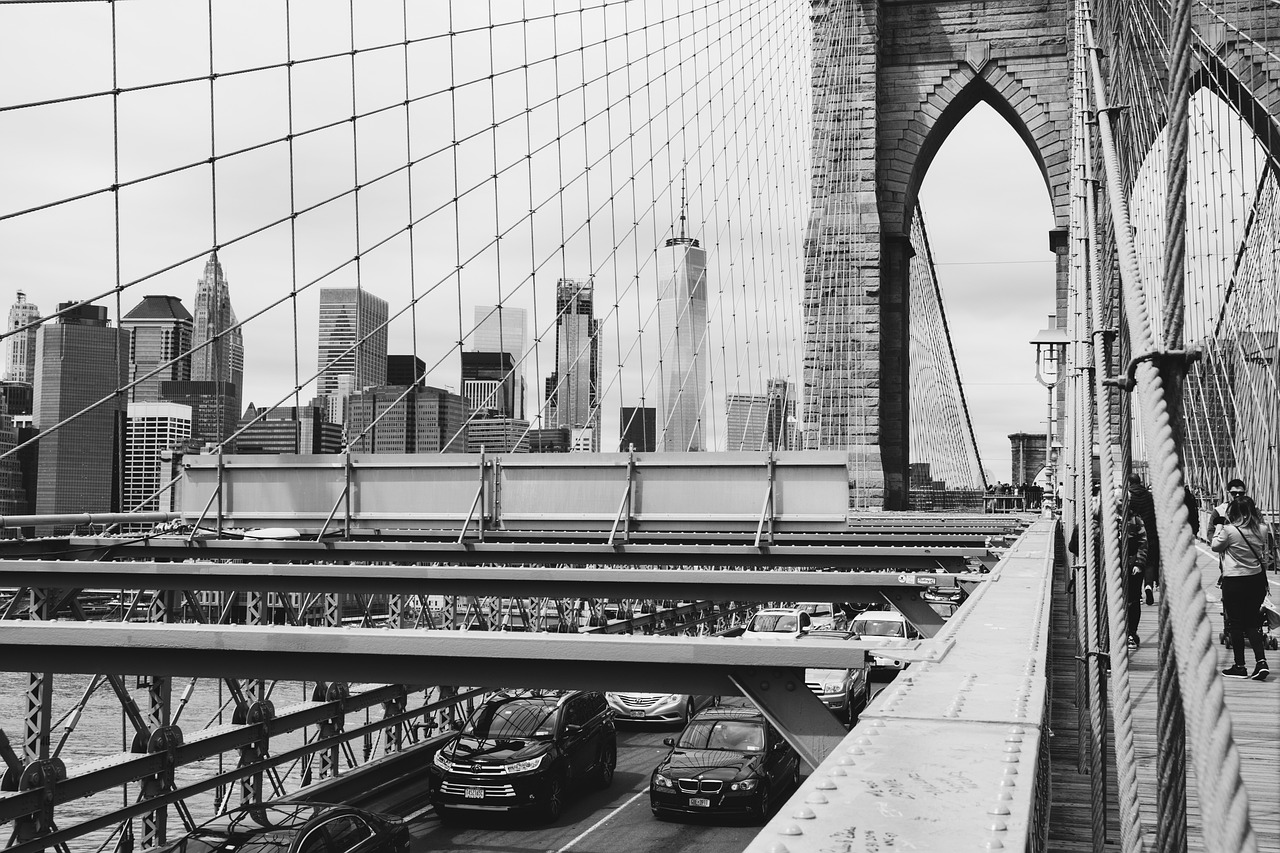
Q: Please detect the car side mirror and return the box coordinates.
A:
[450,719,463,731]
[565,723,582,734]
[662,737,675,747]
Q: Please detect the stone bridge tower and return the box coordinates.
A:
[803,0,1073,509]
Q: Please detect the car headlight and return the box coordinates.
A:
[502,755,544,774]
[653,773,674,789]
[664,694,683,704]
[822,681,844,694]
[432,750,451,770]
[730,778,758,792]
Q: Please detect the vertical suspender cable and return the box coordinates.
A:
[1082,4,1258,851]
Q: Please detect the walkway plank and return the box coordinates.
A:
[1049,534,1280,852]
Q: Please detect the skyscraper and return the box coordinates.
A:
[190,253,244,446]
[124,402,192,525]
[121,295,192,402]
[471,305,527,419]
[345,385,468,453]
[619,406,656,452]
[317,287,389,423]
[3,291,40,384]
[461,352,519,417]
[655,219,707,451]
[544,280,600,451]
[33,303,129,529]
[724,380,793,451]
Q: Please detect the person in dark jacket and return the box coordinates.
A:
[1127,474,1160,605]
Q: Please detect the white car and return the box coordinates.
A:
[606,692,713,724]
[849,609,920,671]
[741,607,812,640]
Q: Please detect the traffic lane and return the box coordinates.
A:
[406,725,764,853]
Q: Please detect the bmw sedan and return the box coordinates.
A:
[650,706,800,822]
[153,802,409,852]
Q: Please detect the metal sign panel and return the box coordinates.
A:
[180,451,852,533]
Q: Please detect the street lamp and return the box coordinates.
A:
[1031,315,1069,512]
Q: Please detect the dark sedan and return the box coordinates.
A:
[153,802,409,852]
[649,706,799,822]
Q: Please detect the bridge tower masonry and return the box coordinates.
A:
[804,0,1073,509]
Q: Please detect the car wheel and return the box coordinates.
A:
[595,741,617,789]
[683,698,695,724]
[542,775,566,823]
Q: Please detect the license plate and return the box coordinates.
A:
[464,788,484,800]
[629,710,646,717]
[689,797,711,808]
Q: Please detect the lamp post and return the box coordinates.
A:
[1031,315,1069,513]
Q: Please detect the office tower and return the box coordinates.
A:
[725,394,770,451]
[346,385,468,453]
[237,404,343,455]
[159,380,241,451]
[124,402,192,523]
[121,295,192,402]
[619,406,656,452]
[655,219,707,451]
[317,287,389,424]
[0,382,33,417]
[3,291,40,383]
[728,379,794,451]
[387,354,426,388]
[470,305,526,418]
[461,352,519,417]
[190,253,245,446]
[466,415,530,453]
[528,427,571,453]
[0,393,26,522]
[33,303,129,529]
[544,280,600,451]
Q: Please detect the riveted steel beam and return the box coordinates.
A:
[729,669,849,772]
[0,623,898,698]
[11,536,991,570]
[0,562,983,601]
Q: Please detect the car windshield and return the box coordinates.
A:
[854,619,905,637]
[167,833,293,852]
[677,719,765,751]
[749,613,798,633]
[464,698,559,739]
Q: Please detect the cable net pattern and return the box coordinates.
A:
[0,1,812,528]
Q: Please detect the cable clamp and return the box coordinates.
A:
[1103,346,1202,391]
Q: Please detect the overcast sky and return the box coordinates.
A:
[0,2,1073,485]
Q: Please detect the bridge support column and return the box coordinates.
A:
[881,233,913,510]
[728,668,848,773]
[141,589,179,847]
[15,588,68,851]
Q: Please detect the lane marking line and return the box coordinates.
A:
[549,788,648,853]
[403,803,435,823]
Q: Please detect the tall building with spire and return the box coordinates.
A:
[190,253,244,446]
[655,179,708,452]
[544,280,600,451]
[121,295,192,402]
[3,291,40,384]
[316,288,389,425]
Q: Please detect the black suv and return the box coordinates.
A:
[650,706,799,822]
[428,690,616,822]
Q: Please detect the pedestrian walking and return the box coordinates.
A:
[1210,494,1273,680]
[1118,488,1149,651]
[1127,474,1160,605]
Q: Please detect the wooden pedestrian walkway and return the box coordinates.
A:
[1047,534,1280,851]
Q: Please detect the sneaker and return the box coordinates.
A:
[1251,661,1270,681]
[1222,665,1249,678]
[1144,584,1154,605]
[1127,635,1139,651]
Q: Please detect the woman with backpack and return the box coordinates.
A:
[1210,495,1274,680]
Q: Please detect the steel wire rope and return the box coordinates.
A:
[1078,30,1147,846]
[1084,7,1259,850]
